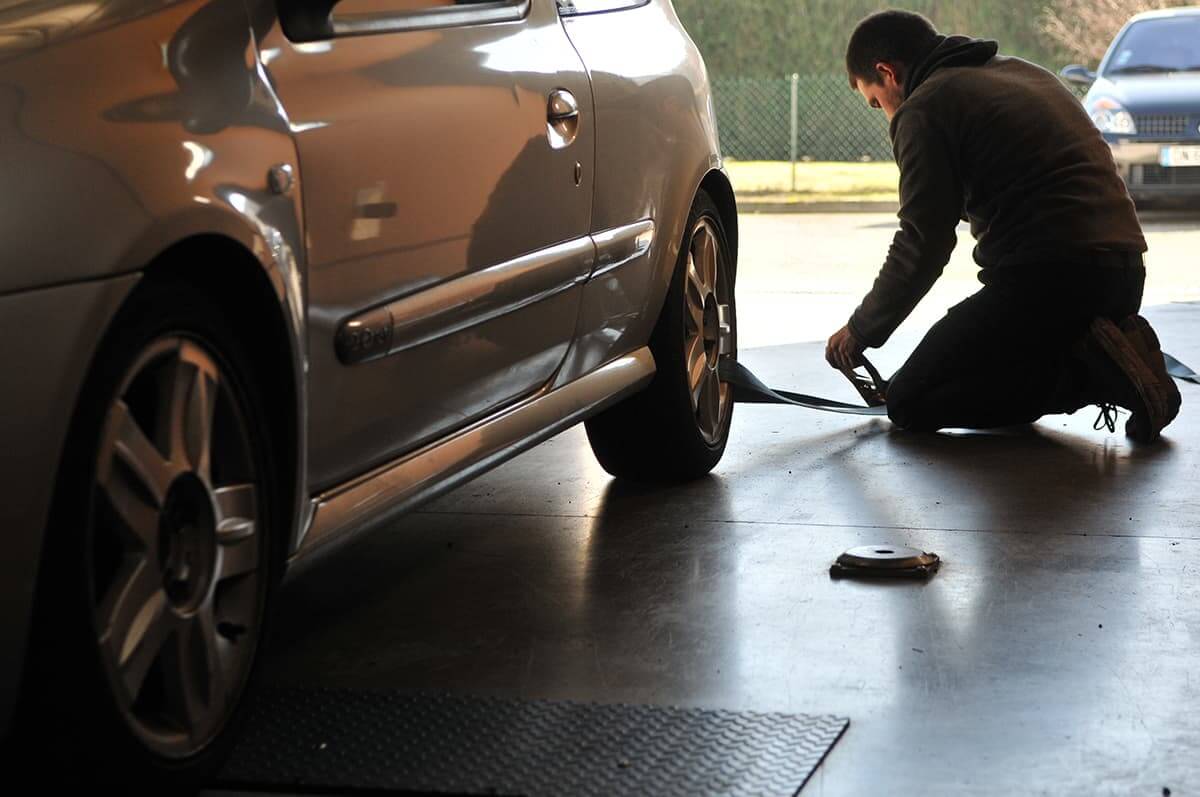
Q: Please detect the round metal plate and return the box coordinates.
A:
[836,545,939,570]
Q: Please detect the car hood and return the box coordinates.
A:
[1090,73,1200,113]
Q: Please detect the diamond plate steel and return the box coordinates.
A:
[217,688,848,796]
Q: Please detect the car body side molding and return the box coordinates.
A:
[590,219,655,280]
[334,235,595,366]
[333,220,655,368]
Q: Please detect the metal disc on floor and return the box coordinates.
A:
[830,545,941,580]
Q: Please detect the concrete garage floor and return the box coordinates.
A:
[262,213,1200,796]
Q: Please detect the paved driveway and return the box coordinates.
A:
[736,210,1200,362]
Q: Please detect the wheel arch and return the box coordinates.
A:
[136,234,306,564]
[699,169,739,278]
[641,172,739,343]
[13,236,303,775]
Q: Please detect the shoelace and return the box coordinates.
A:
[1093,403,1123,433]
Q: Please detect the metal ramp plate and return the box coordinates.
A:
[216,688,848,796]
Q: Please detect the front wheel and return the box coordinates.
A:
[19,282,279,786]
[586,189,736,481]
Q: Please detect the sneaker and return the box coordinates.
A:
[1120,314,1182,439]
[1084,317,1169,443]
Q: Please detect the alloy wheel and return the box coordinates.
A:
[683,217,735,445]
[89,336,263,759]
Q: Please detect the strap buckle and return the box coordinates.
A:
[839,356,888,408]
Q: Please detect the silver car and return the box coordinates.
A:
[0,0,738,783]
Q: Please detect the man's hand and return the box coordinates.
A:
[826,325,866,372]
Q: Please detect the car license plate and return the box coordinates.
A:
[1160,146,1200,167]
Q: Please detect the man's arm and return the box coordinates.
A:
[846,106,963,349]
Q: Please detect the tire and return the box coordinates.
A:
[586,189,737,482]
[16,280,281,788]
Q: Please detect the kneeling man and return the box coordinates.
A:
[826,10,1181,441]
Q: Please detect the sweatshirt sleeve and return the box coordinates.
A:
[848,107,962,347]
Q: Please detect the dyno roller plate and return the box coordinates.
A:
[216,688,849,796]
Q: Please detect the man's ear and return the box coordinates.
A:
[874,62,900,87]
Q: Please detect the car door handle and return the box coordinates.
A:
[547,89,580,149]
[548,89,579,121]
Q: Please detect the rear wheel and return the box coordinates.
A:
[586,190,736,481]
[21,282,279,786]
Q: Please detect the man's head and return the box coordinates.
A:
[846,10,940,121]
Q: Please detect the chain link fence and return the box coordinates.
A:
[712,74,894,163]
[712,73,1086,164]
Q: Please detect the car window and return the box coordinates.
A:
[336,0,512,13]
[305,0,525,39]
[1105,16,1200,75]
[555,0,649,16]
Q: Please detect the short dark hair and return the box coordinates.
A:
[846,10,940,89]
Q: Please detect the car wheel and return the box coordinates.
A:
[586,189,736,481]
[19,281,279,787]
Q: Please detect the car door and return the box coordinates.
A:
[258,0,595,491]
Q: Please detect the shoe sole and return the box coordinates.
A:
[1090,317,1167,442]
[1121,315,1182,430]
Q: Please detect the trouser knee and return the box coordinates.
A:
[885,372,935,431]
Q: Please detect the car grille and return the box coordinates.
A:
[1133,114,1194,138]
[1138,164,1200,186]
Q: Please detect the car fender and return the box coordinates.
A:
[0,0,311,732]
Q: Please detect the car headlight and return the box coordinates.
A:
[1089,97,1137,135]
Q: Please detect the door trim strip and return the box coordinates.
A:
[336,235,595,365]
[335,218,655,367]
[589,219,655,280]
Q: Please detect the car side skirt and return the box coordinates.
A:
[288,347,656,575]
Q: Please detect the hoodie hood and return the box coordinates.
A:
[904,35,999,97]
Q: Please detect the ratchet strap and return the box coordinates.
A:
[718,357,889,416]
[1165,352,1200,384]
[720,351,1198,416]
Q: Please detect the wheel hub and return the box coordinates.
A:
[702,293,720,368]
[158,473,217,611]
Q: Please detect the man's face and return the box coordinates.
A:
[854,63,905,122]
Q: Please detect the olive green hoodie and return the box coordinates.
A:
[848,35,1147,348]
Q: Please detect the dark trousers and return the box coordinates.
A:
[886,259,1146,431]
